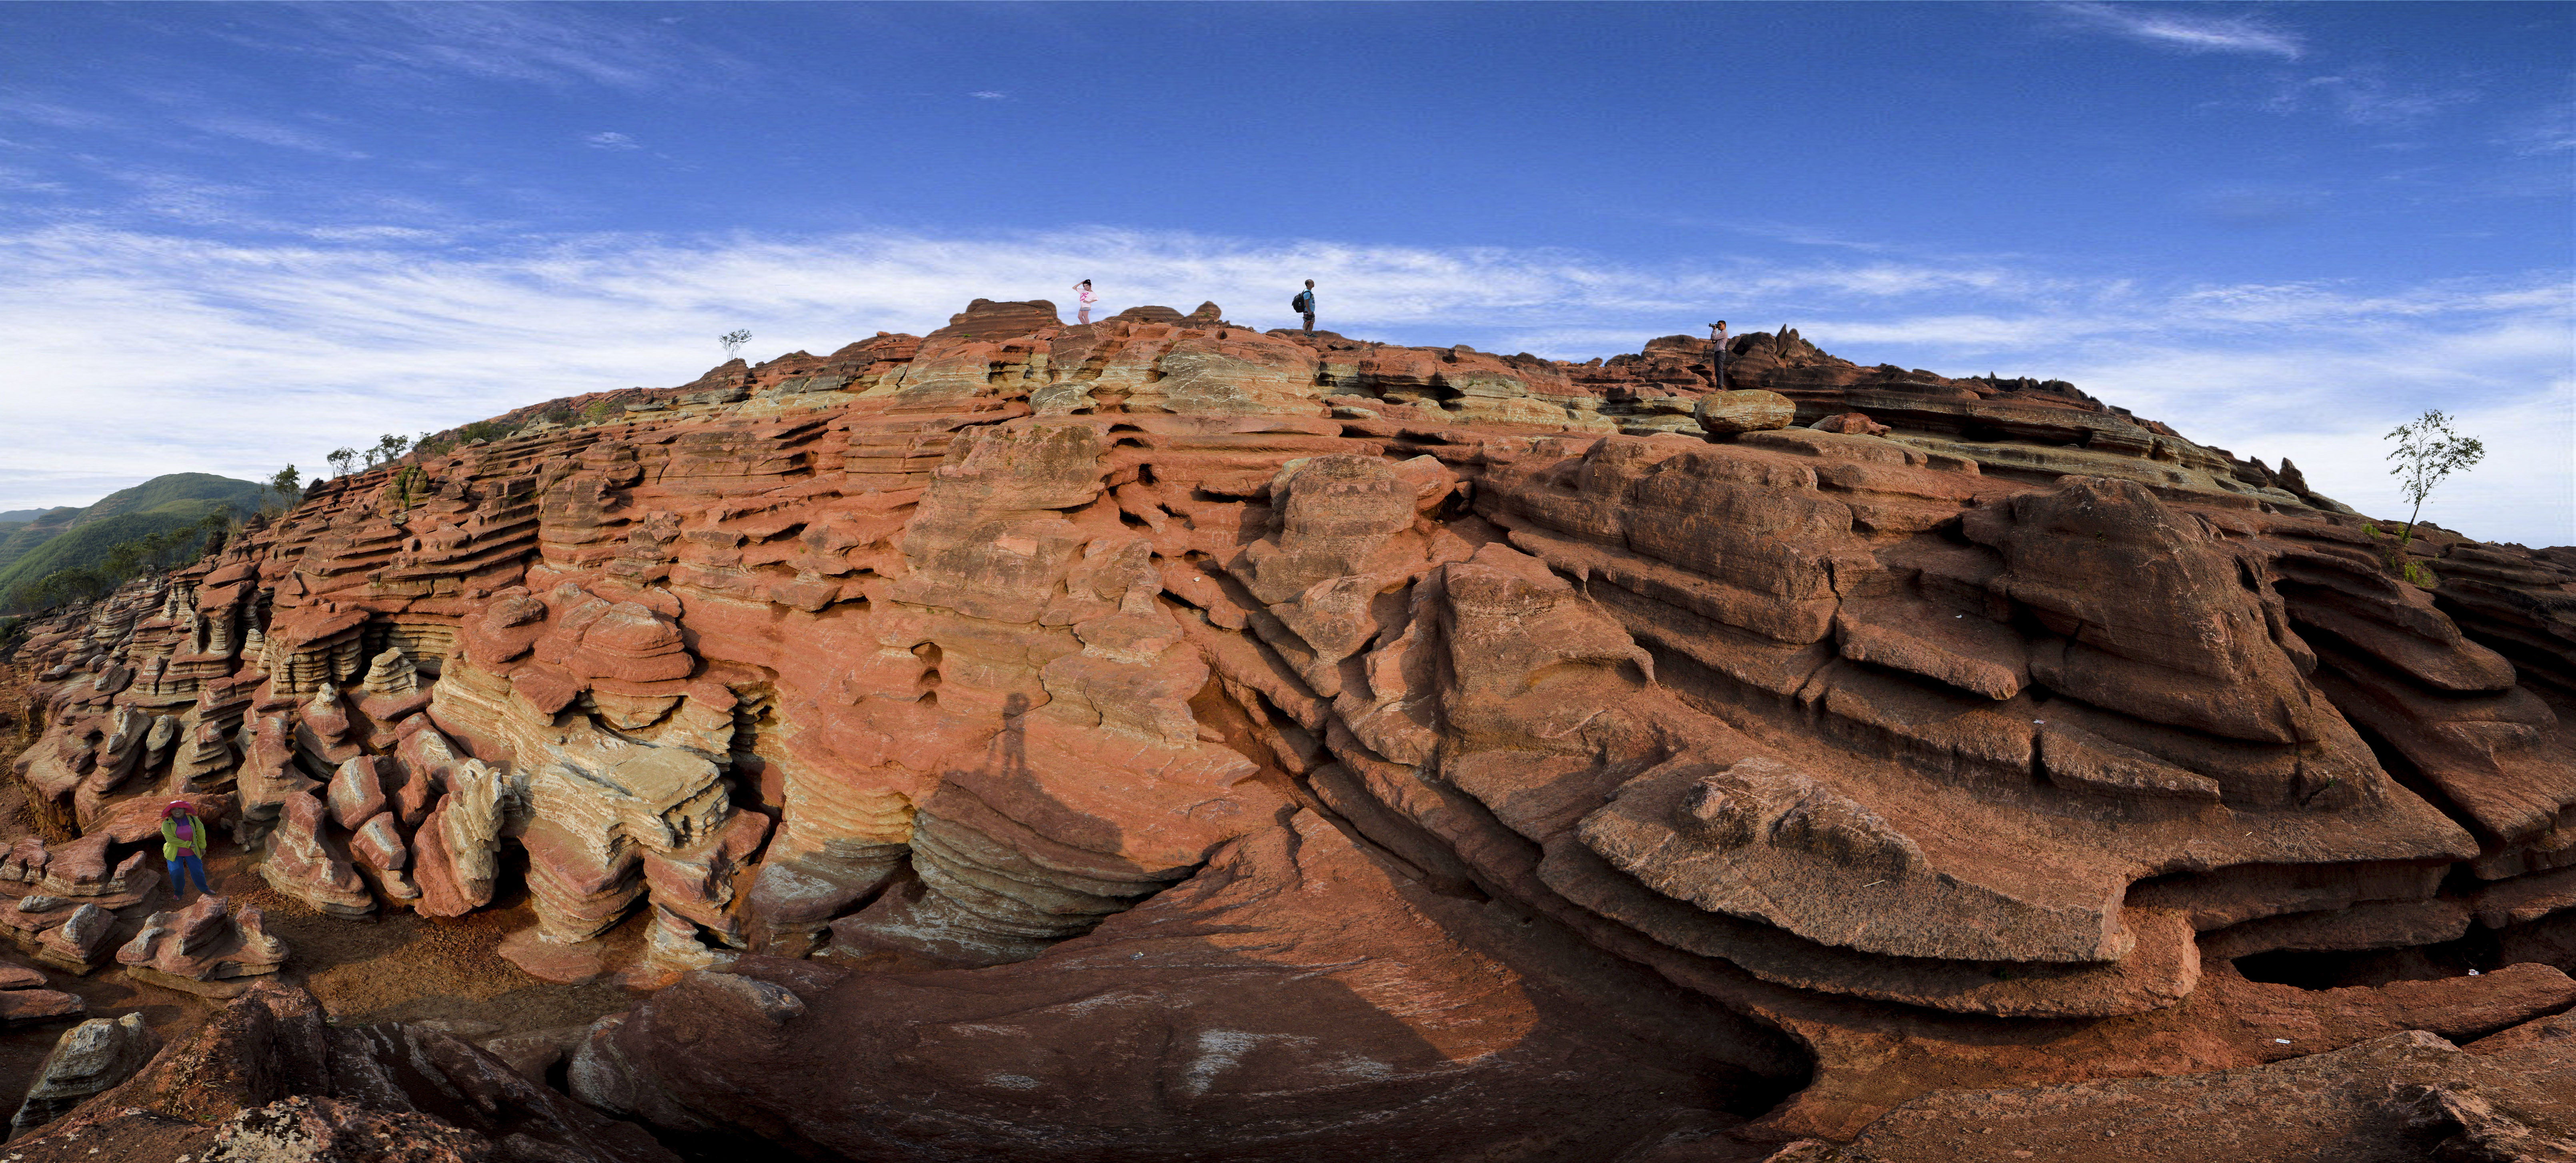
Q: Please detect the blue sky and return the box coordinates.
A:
[1,2,2568,543]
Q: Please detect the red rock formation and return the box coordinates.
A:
[113,893,287,997]
[8,296,2573,1157]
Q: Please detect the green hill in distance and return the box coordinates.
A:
[0,474,262,571]
[0,474,264,609]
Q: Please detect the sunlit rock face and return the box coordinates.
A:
[12,298,2576,1158]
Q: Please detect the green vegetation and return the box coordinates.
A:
[0,474,256,613]
[0,473,260,574]
[364,433,412,470]
[0,510,232,613]
[2368,410,2487,590]
[260,465,303,519]
[388,464,426,514]
[2385,410,2484,550]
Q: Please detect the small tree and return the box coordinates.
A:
[2385,410,2486,548]
[721,329,752,359]
[328,446,358,478]
[268,465,302,511]
[374,432,412,466]
[2370,409,2486,587]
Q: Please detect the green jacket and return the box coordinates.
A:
[161,815,208,861]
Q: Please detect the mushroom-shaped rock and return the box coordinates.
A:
[34,904,116,973]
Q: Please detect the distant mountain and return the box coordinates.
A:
[0,474,264,607]
[0,473,263,569]
[75,473,268,524]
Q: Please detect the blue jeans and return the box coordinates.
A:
[168,851,211,896]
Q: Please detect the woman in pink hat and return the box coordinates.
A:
[160,801,212,899]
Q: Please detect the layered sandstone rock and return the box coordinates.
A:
[114,894,288,997]
[7,296,2572,1158]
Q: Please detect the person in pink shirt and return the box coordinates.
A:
[161,799,213,899]
[1072,279,1097,325]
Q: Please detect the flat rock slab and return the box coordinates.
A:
[121,965,255,1000]
[0,989,85,1027]
[496,927,610,985]
[0,963,50,991]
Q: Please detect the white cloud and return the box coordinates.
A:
[185,114,371,160]
[584,131,641,150]
[969,91,1008,101]
[2496,100,2576,156]
[2261,72,2480,128]
[0,225,2564,545]
[300,4,720,92]
[2048,2,2304,59]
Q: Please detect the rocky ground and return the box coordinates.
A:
[1,297,2570,1161]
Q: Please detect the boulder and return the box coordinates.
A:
[10,1013,157,1135]
[258,791,375,919]
[1694,388,1798,434]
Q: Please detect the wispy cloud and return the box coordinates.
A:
[2261,71,2480,128]
[970,90,1009,101]
[0,96,121,133]
[2495,100,2576,156]
[185,114,371,160]
[584,131,641,150]
[214,3,741,94]
[0,225,2563,544]
[2048,2,2304,59]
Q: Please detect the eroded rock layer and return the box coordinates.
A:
[10,298,2575,1157]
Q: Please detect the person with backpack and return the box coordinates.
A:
[161,799,213,899]
[1072,279,1098,326]
[1293,280,1316,334]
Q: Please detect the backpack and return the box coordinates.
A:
[1292,291,1313,314]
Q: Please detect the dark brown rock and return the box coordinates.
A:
[4,982,677,1163]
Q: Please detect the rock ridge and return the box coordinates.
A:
[6,295,2572,1159]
